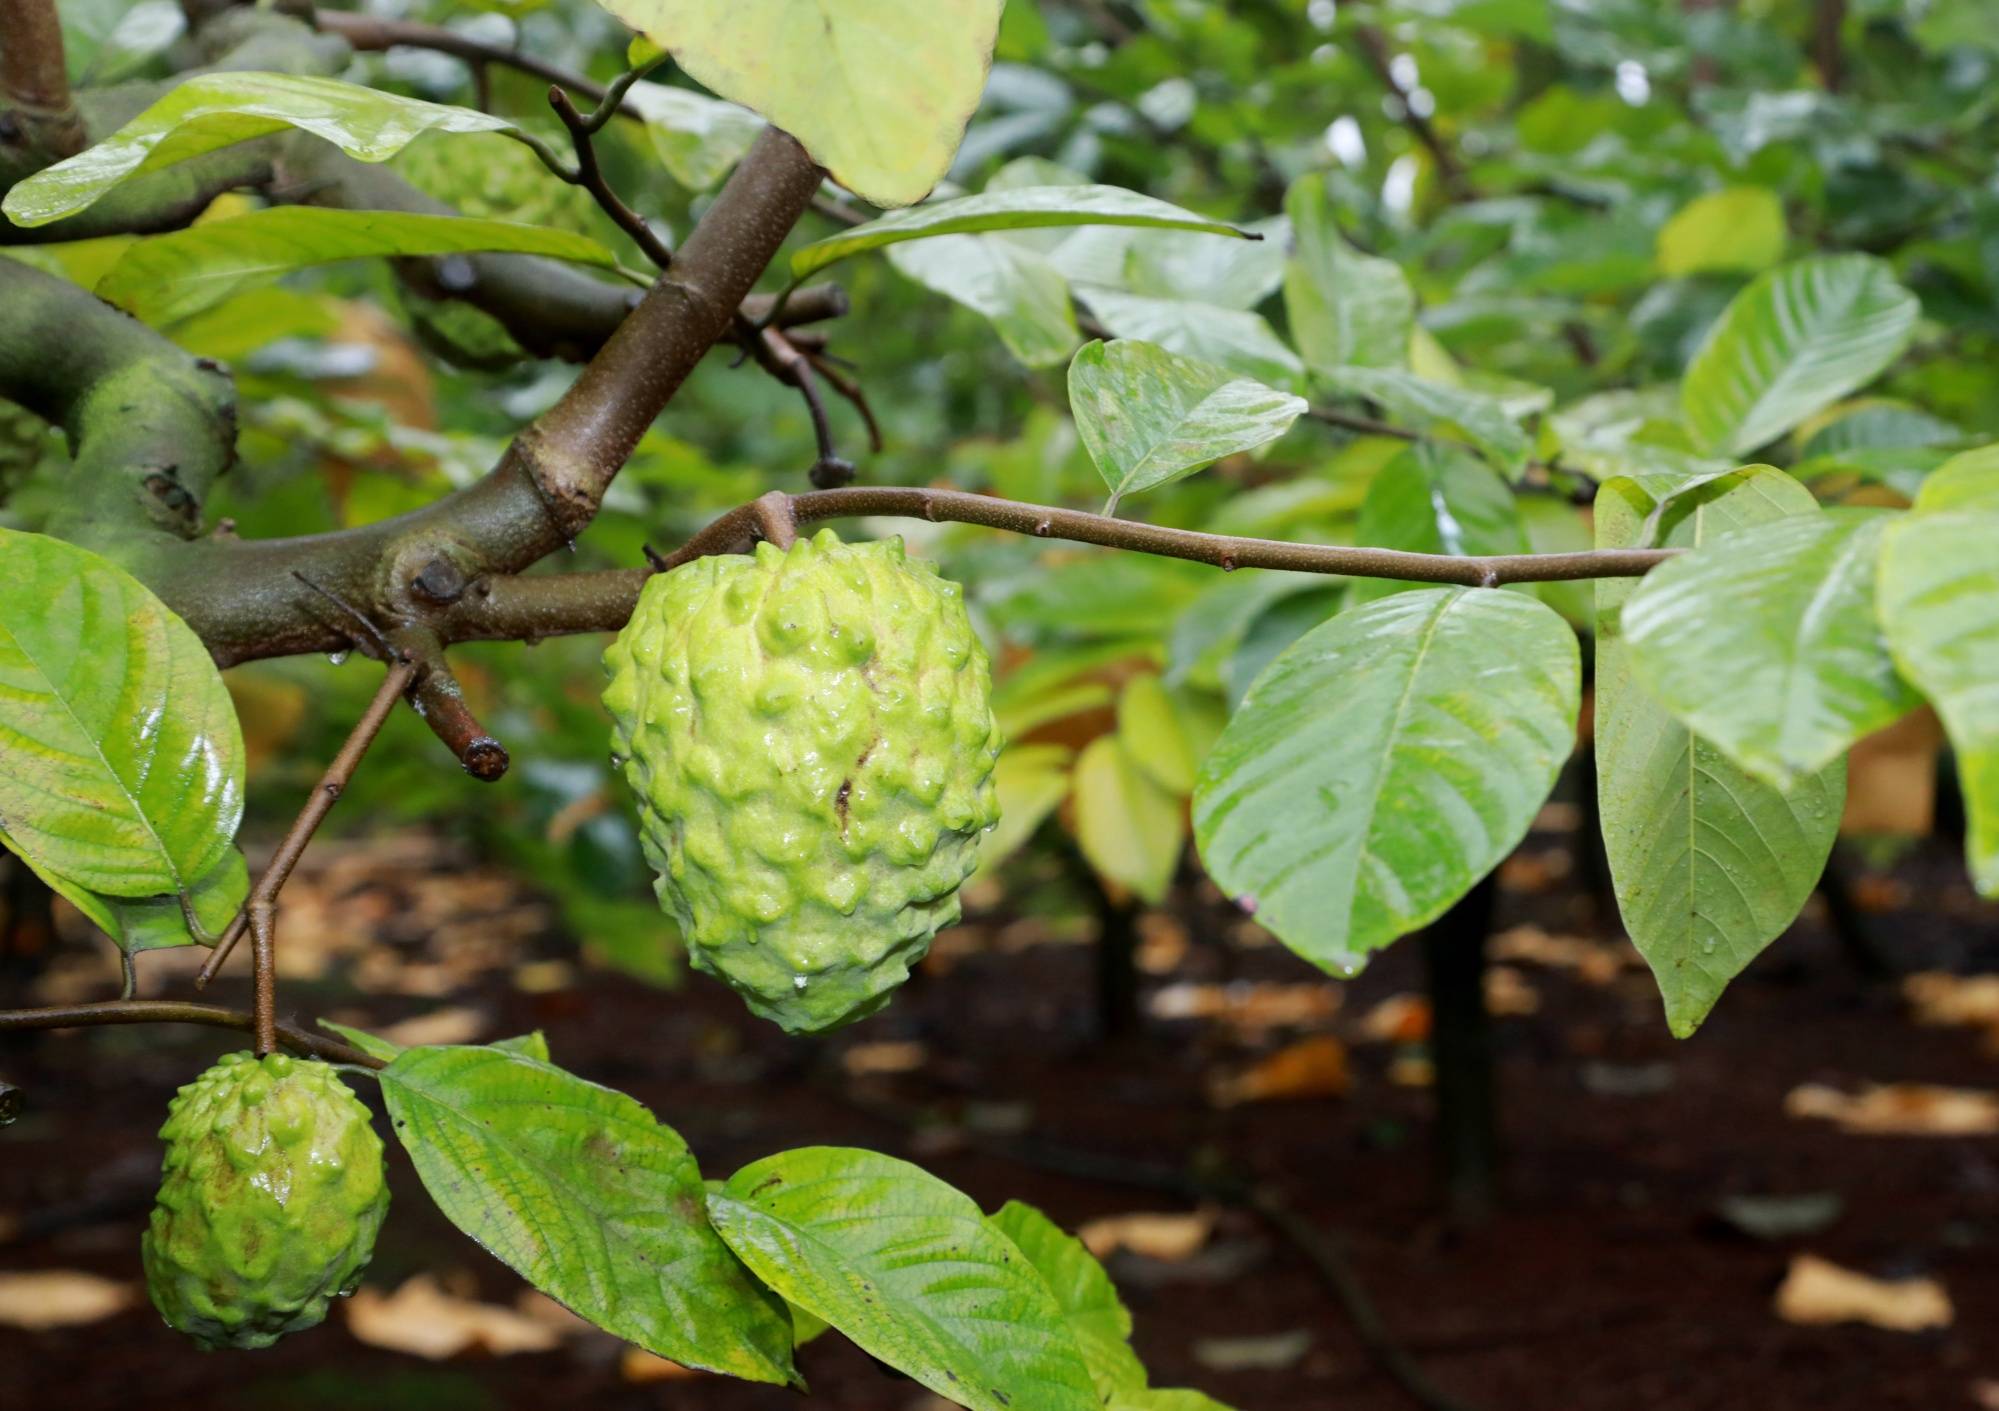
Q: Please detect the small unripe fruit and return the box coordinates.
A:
[604,530,1002,1032]
[143,1052,388,1350]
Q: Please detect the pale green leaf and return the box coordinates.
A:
[1073,734,1186,905]
[594,0,1002,207]
[1193,589,1580,975]
[1077,287,1305,393]
[792,186,1249,279]
[988,1201,1146,1398]
[1876,508,1999,894]
[0,830,244,954]
[0,528,244,898]
[1320,366,1531,477]
[1069,340,1305,510]
[379,1046,795,1384]
[1797,400,1962,460]
[1623,509,1918,787]
[1681,255,1920,457]
[708,1147,1099,1411]
[888,234,1077,366]
[1911,444,1999,512]
[1656,187,1786,277]
[1284,173,1414,371]
[972,743,1073,880]
[1595,470,1844,1036]
[625,81,765,191]
[317,1019,404,1062]
[3,73,511,227]
[95,209,620,326]
[1347,444,1527,605]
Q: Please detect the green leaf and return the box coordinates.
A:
[3,73,511,228]
[1517,496,1596,630]
[707,1147,1099,1411]
[379,1046,795,1384]
[317,1019,405,1063]
[0,528,244,898]
[1912,444,1999,512]
[1655,187,1786,277]
[888,234,1078,367]
[1623,509,1918,787]
[1284,173,1414,372]
[594,0,1002,207]
[1193,589,1580,976]
[792,186,1250,279]
[1078,288,1305,393]
[1069,340,1305,511]
[988,1201,1146,1398]
[1073,733,1186,905]
[972,744,1073,880]
[1320,366,1531,478]
[1111,1390,1236,1411]
[95,209,621,326]
[1347,444,1528,605]
[1594,470,1844,1036]
[1797,400,1962,460]
[0,831,244,954]
[1680,255,1920,458]
[625,81,765,191]
[1876,508,1999,895]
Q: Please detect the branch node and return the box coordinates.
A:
[753,490,799,550]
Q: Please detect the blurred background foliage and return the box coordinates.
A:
[3,0,1992,988]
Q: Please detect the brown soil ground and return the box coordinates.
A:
[2,820,1995,1411]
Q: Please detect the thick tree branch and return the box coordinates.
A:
[433,487,1678,647]
[0,0,84,159]
[0,260,236,540]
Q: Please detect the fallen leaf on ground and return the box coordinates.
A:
[1136,913,1191,974]
[1485,965,1541,1016]
[1490,925,1639,984]
[511,960,575,994]
[0,1271,135,1329]
[1903,972,1999,1032]
[1498,849,1571,894]
[1192,1330,1311,1372]
[1209,1035,1349,1106]
[1784,1082,1999,1136]
[379,1006,489,1049]
[840,1040,930,1077]
[1973,1378,1999,1410]
[1148,981,1340,1034]
[1774,1254,1952,1332]
[622,1348,703,1383]
[1353,993,1430,1043]
[345,1275,564,1358]
[1080,1209,1216,1262]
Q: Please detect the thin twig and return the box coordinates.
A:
[0,1001,386,1070]
[197,659,419,987]
[439,486,1679,646]
[1353,25,1473,200]
[293,571,396,662]
[546,86,674,270]
[248,900,275,1056]
[737,319,855,484]
[315,11,635,120]
[803,349,884,454]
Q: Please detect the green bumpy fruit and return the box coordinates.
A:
[603,529,1002,1033]
[143,1052,388,1350]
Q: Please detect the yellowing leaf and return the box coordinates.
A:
[1657,187,1786,277]
[1774,1255,1952,1333]
[595,0,1004,207]
[1207,1035,1350,1106]
[1072,734,1186,904]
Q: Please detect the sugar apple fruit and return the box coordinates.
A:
[604,529,1002,1033]
[143,1052,388,1350]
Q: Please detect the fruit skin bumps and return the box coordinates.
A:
[143,1052,388,1350]
[604,529,1002,1033]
